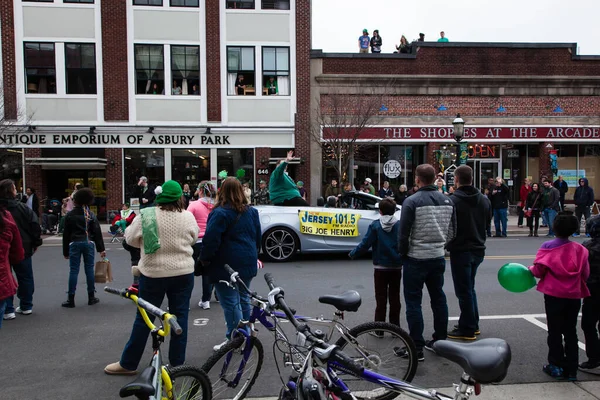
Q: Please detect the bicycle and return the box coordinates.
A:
[104,287,212,400]
[263,273,511,400]
[201,266,418,400]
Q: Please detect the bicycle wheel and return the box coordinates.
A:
[165,365,212,400]
[201,336,264,400]
[334,321,418,400]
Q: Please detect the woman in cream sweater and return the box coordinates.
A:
[105,180,199,376]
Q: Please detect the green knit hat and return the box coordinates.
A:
[155,180,183,204]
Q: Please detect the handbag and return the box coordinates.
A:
[94,258,113,283]
[194,212,242,276]
[524,193,541,218]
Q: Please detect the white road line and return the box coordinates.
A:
[522,315,586,351]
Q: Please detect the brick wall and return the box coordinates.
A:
[23,148,43,218]
[105,148,123,212]
[426,143,442,172]
[294,0,311,195]
[101,0,129,121]
[254,147,271,187]
[320,95,600,117]
[539,142,553,182]
[321,47,600,76]
[1,0,17,120]
[205,0,221,122]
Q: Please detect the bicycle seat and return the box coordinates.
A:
[119,366,156,398]
[433,338,511,384]
[318,291,361,312]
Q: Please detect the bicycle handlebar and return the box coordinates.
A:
[104,287,183,335]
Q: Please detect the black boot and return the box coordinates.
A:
[88,292,100,306]
[62,294,75,308]
[528,230,533,237]
[534,229,539,237]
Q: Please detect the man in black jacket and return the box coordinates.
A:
[41,199,61,234]
[447,166,491,340]
[574,178,595,237]
[553,176,568,211]
[490,177,509,237]
[542,179,561,237]
[0,179,43,319]
[133,176,156,209]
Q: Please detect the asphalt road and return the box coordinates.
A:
[1,235,599,399]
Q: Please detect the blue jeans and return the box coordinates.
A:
[403,257,448,350]
[4,257,34,313]
[493,208,508,236]
[544,208,558,235]
[450,252,484,335]
[0,299,7,329]
[68,241,96,295]
[120,273,194,370]
[214,276,253,340]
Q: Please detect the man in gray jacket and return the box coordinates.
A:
[397,164,455,361]
[542,179,561,237]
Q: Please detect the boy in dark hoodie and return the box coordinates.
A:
[580,216,600,374]
[446,165,491,340]
[349,198,402,330]
[574,178,595,237]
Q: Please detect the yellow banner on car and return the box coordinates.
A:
[298,210,361,237]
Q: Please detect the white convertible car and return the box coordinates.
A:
[255,191,401,262]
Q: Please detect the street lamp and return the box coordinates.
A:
[452,113,465,165]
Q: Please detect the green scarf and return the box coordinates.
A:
[141,207,160,254]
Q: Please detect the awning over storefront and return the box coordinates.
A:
[25,157,107,170]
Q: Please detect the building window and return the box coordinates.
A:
[65,43,97,94]
[172,149,211,190]
[135,44,164,95]
[227,47,255,96]
[261,0,289,9]
[124,149,165,206]
[133,0,163,5]
[262,47,290,96]
[171,45,200,95]
[63,0,95,3]
[22,1,54,2]
[170,0,199,6]
[24,42,56,94]
[217,149,255,189]
[226,0,254,9]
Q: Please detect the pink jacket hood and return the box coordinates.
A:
[187,199,214,239]
[529,241,590,299]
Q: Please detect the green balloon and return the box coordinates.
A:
[498,263,537,293]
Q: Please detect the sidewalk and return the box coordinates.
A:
[249,381,600,400]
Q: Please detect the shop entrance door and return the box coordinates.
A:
[467,160,500,191]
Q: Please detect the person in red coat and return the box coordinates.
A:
[110,203,136,233]
[519,178,532,228]
[0,209,25,329]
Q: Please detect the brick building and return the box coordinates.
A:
[0,0,311,220]
[310,42,600,205]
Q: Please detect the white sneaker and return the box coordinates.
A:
[3,313,16,320]
[213,340,229,352]
[16,307,32,315]
[199,301,210,310]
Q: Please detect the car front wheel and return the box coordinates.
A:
[262,227,298,262]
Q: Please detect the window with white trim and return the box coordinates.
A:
[24,42,56,94]
[261,0,289,9]
[226,0,254,9]
[171,0,199,6]
[262,47,290,96]
[227,47,255,96]
[135,44,165,95]
[65,43,97,94]
[171,46,200,95]
[133,0,162,5]
[64,0,95,4]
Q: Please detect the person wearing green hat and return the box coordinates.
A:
[297,181,307,201]
[105,180,199,376]
[269,150,309,206]
[253,179,271,205]
[359,29,370,53]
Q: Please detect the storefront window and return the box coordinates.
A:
[379,145,420,193]
[0,149,24,190]
[579,144,600,200]
[217,149,254,188]
[124,149,165,204]
[526,144,540,184]
[172,149,210,190]
[353,145,379,191]
[554,145,578,201]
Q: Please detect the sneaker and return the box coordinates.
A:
[453,324,480,335]
[424,339,438,353]
[367,331,384,338]
[15,307,32,315]
[579,360,600,375]
[104,362,137,376]
[545,234,555,238]
[3,313,16,320]
[586,233,591,238]
[543,364,564,379]
[199,301,210,310]
[447,328,476,341]
[393,347,424,362]
[213,339,230,352]
[564,371,577,381]
[572,233,580,238]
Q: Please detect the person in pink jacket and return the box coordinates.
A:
[529,211,590,381]
[188,181,216,309]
